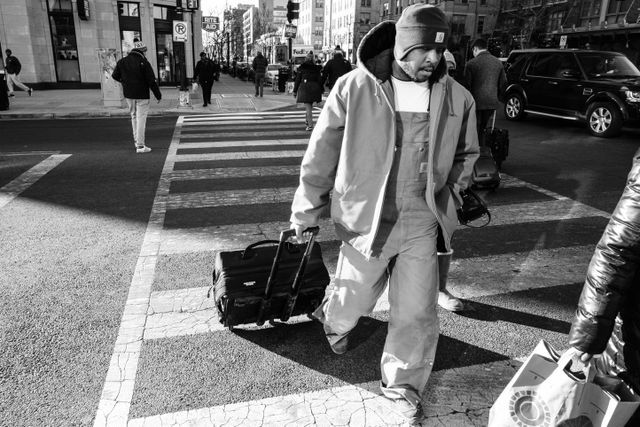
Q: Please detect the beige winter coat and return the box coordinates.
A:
[290,21,479,258]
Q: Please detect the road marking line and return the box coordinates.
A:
[174,150,305,162]
[93,118,184,427]
[169,165,301,181]
[180,130,311,139]
[0,154,71,209]
[158,198,604,255]
[0,150,61,156]
[177,139,309,149]
[166,187,296,209]
[127,382,406,427]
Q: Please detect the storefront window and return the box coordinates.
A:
[156,34,174,82]
[121,30,141,54]
[47,1,80,82]
[118,1,142,56]
[47,0,72,11]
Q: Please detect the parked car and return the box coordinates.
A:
[502,48,640,137]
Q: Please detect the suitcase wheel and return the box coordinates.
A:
[228,325,234,332]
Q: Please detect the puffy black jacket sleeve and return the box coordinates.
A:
[143,61,162,100]
[569,149,640,354]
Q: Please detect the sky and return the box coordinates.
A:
[201,0,258,17]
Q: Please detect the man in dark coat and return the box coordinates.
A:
[293,51,322,131]
[321,50,352,91]
[112,39,162,153]
[463,39,507,145]
[194,52,215,107]
[251,51,269,97]
[569,148,640,425]
[4,49,32,97]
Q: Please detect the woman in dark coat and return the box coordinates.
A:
[293,51,322,131]
[570,148,640,424]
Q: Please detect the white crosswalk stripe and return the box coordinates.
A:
[97,111,605,426]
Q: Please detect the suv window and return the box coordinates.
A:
[506,53,528,78]
[577,52,640,78]
[528,52,579,78]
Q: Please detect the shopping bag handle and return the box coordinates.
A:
[557,350,596,383]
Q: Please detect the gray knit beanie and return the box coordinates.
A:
[394,4,450,60]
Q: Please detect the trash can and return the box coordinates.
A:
[0,70,9,111]
[278,68,289,93]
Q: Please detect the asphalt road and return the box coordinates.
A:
[0,113,638,426]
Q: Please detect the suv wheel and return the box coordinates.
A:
[586,102,623,138]
[504,93,525,121]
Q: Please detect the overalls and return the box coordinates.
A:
[315,110,440,407]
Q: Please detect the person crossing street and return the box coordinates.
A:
[112,39,162,154]
[290,4,479,424]
[4,49,33,98]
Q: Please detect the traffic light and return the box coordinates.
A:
[286,1,299,24]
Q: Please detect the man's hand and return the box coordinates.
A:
[572,347,594,363]
[290,223,306,243]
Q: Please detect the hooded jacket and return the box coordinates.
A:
[569,148,640,390]
[112,49,162,100]
[290,21,479,258]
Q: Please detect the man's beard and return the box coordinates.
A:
[400,61,433,82]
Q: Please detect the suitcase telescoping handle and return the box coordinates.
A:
[255,226,320,326]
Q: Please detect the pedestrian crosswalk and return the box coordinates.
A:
[95,110,612,426]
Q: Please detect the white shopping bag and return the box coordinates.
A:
[190,82,199,93]
[489,340,640,427]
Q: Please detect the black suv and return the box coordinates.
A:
[503,49,640,137]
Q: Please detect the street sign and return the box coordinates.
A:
[283,24,297,39]
[173,20,188,42]
[559,35,567,48]
[202,16,219,32]
[186,0,199,9]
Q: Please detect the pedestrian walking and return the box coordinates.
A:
[569,147,640,426]
[252,51,269,98]
[290,4,479,425]
[293,51,322,131]
[463,39,507,146]
[321,49,352,91]
[194,52,215,107]
[112,39,162,154]
[4,49,33,98]
[436,49,467,313]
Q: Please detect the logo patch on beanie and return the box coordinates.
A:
[435,32,445,43]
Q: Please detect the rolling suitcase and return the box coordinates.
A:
[484,111,509,170]
[210,227,330,330]
[472,145,501,190]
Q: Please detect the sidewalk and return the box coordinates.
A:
[0,74,301,119]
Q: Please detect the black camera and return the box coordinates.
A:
[457,189,490,226]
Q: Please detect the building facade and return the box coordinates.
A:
[0,0,203,88]
[322,0,382,63]
[297,0,324,52]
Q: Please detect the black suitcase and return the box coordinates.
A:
[472,145,501,190]
[210,227,330,330]
[484,111,509,170]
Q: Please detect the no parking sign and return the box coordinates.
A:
[173,21,188,42]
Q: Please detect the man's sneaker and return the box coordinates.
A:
[28,88,33,96]
[387,398,424,426]
[136,146,152,154]
[8,93,15,97]
[437,290,467,312]
[305,125,313,131]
